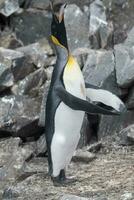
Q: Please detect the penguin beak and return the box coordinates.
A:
[58,3,67,23]
[50,2,67,23]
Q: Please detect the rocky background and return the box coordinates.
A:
[0,0,134,199]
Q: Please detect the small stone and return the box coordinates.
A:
[0,0,20,17]
[120,192,134,200]
[61,194,89,200]
[72,149,96,163]
[88,142,102,153]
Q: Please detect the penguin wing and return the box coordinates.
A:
[85,83,126,113]
[56,86,121,115]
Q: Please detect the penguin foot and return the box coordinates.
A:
[52,176,77,187]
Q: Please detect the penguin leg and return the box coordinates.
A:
[56,86,121,115]
[85,82,126,113]
[52,169,77,187]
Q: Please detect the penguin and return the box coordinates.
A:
[44,2,126,186]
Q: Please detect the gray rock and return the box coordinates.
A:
[0,95,43,138]
[97,111,134,144]
[83,49,122,96]
[65,4,90,51]
[73,149,96,163]
[12,56,35,82]
[0,47,24,60]
[120,192,134,200]
[36,134,47,155]
[29,0,50,10]
[89,0,107,36]
[115,43,134,88]
[126,86,134,109]
[61,195,89,200]
[88,142,102,153]
[38,81,50,127]
[0,0,19,17]
[120,124,134,143]
[12,68,47,96]
[0,31,23,49]
[124,27,134,48]
[17,38,53,68]
[11,10,51,45]
[0,55,14,92]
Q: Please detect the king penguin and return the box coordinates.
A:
[44,2,126,186]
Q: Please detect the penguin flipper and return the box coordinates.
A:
[85,82,126,113]
[56,86,120,115]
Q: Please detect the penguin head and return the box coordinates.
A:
[50,2,68,49]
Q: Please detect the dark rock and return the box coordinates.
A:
[126,86,134,109]
[38,81,50,127]
[120,192,134,200]
[12,68,47,96]
[0,55,14,92]
[65,4,90,51]
[119,124,134,144]
[11,10,51,45]
[73,149,96,163]
[83,49,122,96]
[0,47,24,60]
[115,43,134,88]
[88,142,102,153]
[12,56,35,82]
[97,110,134,144]
[61,195,89,200]
[17,38,53,68]
[0,95,43,138]
[0,31,23,49]
[29,0,50,10]
[0,0,19,17]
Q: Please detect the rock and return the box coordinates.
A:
[0,55,14,92]
[88,142,102,153]
[36,134,47,155]
[29,0,50,10]
[115,43,134,88]
[0,0,19,17]
[38,81,50,127]
[0,30,22,49]
[126,86,134,109]
[17,38,53,68]
[89,0,107,35]
[64,4,90,51]
[0,95,43,138]
[97,110,134,144]
[120,192,134,200]
[0,47,24,60]
[73,149,95,163]
[119,124,134,144]
[11,10,51,45]
[61,195,89,200]
[83,49,122,96]
[89,0,113,49]
[12,56,35,82]
[12,68,47,96]
[0,138,25,181]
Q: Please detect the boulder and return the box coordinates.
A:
[83,49,123,96]
[0,55,14,92]
[12,68,47,96]
[61,195,89,200]
[29,0,50,10]
[97,110,134,144]
[114,43,134,88]
[65,4,90,51]
[17,38,53,68]
[126,86,134,109]
[0,95,43,138]
[12,56,35,82]
[0,0,19,17]
[11,10,51,45]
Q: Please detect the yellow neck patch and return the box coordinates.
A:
[66,55,76,70]
[51,35,64,48]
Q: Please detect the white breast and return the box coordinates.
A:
[51,56,86,177]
